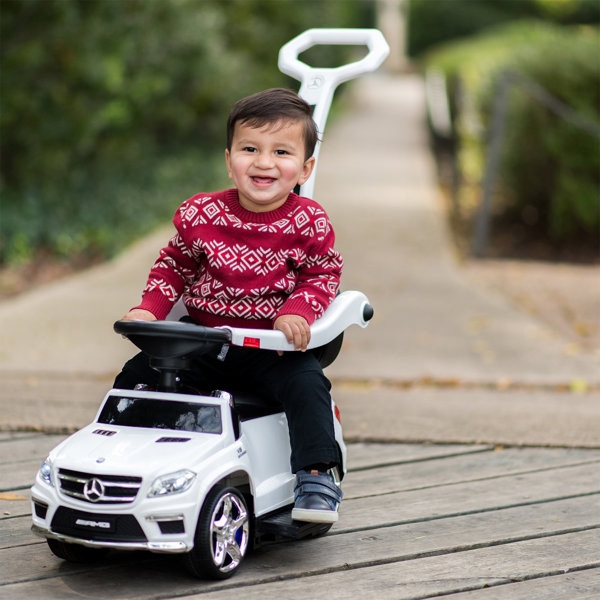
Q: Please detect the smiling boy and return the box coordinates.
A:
[115,88,344,523]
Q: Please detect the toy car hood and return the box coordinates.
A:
[49,423,226,477]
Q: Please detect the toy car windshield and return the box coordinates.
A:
[98,394,222,434]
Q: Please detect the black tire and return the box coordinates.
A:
[47,538,108,563]
[184,486,250,579]
[311,523,333,537]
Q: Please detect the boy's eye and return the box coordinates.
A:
[242,146,257,153]
[275,149,288,155]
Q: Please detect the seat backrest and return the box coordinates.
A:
[310,331,344,369]
[232,392,283,422]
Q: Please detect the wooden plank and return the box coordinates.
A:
[2,495,598,589]
[0,459,42,492]
[228,531,600,600]
[5,462,599,548]
[342,447,600,499]
[1,528,598,599]
[0,441,490,492]
[435,568,600,600]
[3,440,598,495]
[0,467,600,548]
[2,445,597,514]
[3,455,599,538]
[0,441,492,492]
[338,462,600,532]
[0,434,68,465]
[192,546,600,600]
[241,498,599,579]
[0,489,31,524]
[346,442,493,470]
[8,441,586,498]
[0,435,69,496]
[0,516,36,551]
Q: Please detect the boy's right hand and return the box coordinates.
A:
[121,308,157,322]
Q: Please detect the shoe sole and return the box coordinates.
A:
[291,507,339,524]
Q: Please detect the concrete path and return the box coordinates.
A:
[1,73,599,446]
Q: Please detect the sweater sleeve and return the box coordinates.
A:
[275,215,343,325]
[132,201,201,320]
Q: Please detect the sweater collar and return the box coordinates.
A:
[223,188,299,223]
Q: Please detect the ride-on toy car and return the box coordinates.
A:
[30,29,389,579]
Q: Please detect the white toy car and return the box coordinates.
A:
[31,290,373,579]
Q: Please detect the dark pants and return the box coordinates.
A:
[113,346,339,473]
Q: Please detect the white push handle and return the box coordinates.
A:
[222,290,372,352]
[278,28,390,198]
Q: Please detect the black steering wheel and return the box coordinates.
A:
[114,320,232,392]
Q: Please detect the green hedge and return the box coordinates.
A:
[0,0,373,266]
[408,0,600,57]
[424,21,600,250]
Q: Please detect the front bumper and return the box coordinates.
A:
[31,483,198,554]
[31,523,189,553]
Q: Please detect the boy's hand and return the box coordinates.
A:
[121,309,157,322]
[274,315,311,352]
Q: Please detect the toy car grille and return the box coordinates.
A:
[57,468,142,505]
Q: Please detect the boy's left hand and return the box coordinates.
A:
[274,315,311,352]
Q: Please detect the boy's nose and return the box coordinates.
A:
[254,151,275,169]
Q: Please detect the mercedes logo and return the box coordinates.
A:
[308,76,323,89]
[83,478,105,503]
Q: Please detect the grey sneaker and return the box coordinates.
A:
[291,469,343,524]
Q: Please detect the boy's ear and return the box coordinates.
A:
[224,148,233,180]
[298,156,316,186]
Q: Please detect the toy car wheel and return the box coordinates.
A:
[184,486,250,579]
[47,539,108,563]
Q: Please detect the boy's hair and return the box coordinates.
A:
[226,88,318,161]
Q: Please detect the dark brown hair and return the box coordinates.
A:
[226,88,318,161]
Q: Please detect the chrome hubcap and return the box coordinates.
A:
[210,492,249,572]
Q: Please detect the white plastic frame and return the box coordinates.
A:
[278,28,390,198]
[221,290,371,353]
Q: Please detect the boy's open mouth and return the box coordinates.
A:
[251,176,276,186]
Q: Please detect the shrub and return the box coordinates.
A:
[408,0,600,57]
[424,21,600,255]
[0,0,373,266]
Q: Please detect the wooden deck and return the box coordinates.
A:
[1,432,599,599]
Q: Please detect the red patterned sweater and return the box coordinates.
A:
[134,189,343,329]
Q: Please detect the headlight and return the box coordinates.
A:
[148,469,196,498]
[39,458,54,487]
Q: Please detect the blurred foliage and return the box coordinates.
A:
[408,0,600,57]
[0,0,374,266]
[423,20,600,255]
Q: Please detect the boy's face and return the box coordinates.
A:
[225,119,315,213]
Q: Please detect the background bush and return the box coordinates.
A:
[408,0,600,57]
[423,20,600,258]
[0,0,374,267]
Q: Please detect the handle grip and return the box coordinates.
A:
[278,28,390,100]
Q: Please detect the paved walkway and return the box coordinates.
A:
[0,74,599,445]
